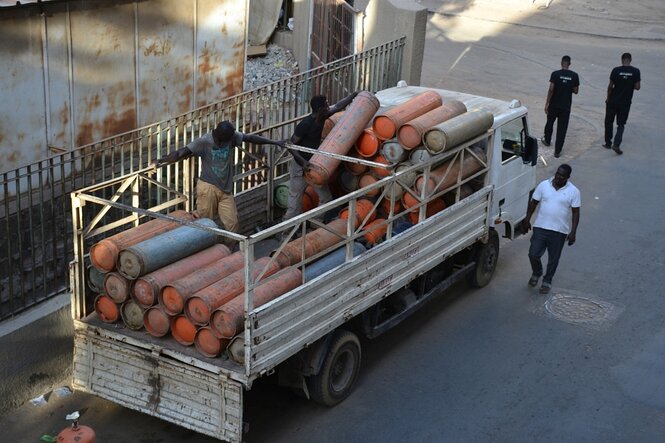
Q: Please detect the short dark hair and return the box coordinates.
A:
[559,163,572,176]
[621,52,632,62]
[310,95,328,112]
[561,55,571,64]
[213,121,235,142]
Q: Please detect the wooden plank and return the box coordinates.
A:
[246,44,267,57]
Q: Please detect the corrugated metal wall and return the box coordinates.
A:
[0,0,247,173]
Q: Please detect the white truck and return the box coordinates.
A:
[69,85,538,442]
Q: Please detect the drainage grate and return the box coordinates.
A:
[544,292,622,328]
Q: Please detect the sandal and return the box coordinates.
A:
[528,275,540,287]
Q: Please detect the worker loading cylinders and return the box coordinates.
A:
[423,109,494,154]
[117,218,220,280]
[89,210,195,272]
[305,91,380,186]
[397,100,467,149]
[372,90,443,140]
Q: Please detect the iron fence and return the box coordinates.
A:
[0,37,405,321]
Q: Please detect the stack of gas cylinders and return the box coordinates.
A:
[86,89,493,360]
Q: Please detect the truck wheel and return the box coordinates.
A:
[468,229,499,288]
[308,330,361,406]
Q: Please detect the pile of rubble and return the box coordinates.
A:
[244,44,299,91]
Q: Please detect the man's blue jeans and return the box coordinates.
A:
[528,227,567,284]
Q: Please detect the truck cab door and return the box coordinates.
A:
[489,116,537,238]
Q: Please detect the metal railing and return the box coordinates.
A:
[0,37,405,320]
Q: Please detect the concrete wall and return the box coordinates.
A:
[0,294,73,416]
[362,0,427,86]
[274,0,426,85]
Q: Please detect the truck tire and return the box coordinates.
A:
[308,329,361,406]
[468,229,499,288]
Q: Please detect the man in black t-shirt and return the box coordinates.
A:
[541,55,580,158]
[283,91,358,220]
[603,53,641,155]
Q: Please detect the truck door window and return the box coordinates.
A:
[500,117,528,163]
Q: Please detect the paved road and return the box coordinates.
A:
[3,1,665,441]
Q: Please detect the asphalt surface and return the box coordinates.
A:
[2,1,665,441]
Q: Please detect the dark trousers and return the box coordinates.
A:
[528,227,567,285]
[543,107,570,154]
[604,102,631,147]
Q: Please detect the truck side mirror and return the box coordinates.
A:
[523,135,538,166]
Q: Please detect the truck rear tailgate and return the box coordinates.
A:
[72,320,244,442]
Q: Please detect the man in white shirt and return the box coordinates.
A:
[521,164,581,294]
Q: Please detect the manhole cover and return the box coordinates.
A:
[544,293,620,327]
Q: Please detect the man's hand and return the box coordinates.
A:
[276,139,286,147]
[567,232,576,246]
[150,159,160,170]
[521,219,532,234]
[544,106,548,115]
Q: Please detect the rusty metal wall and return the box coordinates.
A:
[0,0,247,173]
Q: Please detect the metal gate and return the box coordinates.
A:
[310,0,360,69]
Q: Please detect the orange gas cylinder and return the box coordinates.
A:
[143,306,173,337]
[184,257,282,326]
[370,154,392,178]
[339,199,377,225]
[94,294,119,323]
[397,100,467,149]
[413,147,487,195]
[380,197,403,215]
[170,315,198,346]
[305,91,380,186]
[372,90,442,140]
[89,210,194,272]
[159,251,245,316]
[344,150,369,176]
[273,218,354,267]
[355,128,381,158]
[358,173,380,197]
[210,267,302,339]
[57,421,96,443]
[132,244,230,308]
[322,111,344,139]
[195,327,228,358]
[408,198,446,224]
[363,219,388,245]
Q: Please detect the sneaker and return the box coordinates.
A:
[613,145,623,155]
[602,142,612,149]
[539,282,551,295]
[540,137,551,147]
[554,151,561,158]
[528,275,540,287]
